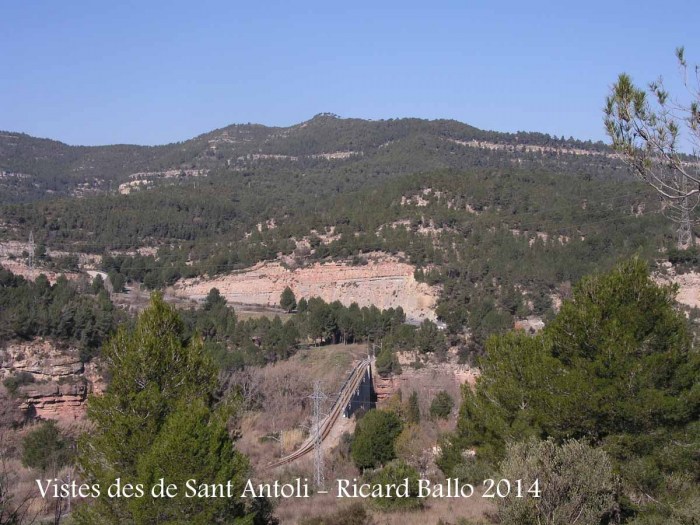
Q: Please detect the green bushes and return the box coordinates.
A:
[429,390,454,420]
[3,371,35,394]
[351,410,403,470]
[365,460,421,511]
[443,259,700,522]
[496,439,618,525]
[415,319,446,354]
[22,420,73,471]
[375,346,401,376]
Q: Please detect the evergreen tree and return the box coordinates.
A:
[91,274,105,294]
[279,287,296,313]
[108,271,125,293]
[203,287,227,311]
[74,294,254,524]
[407,391,420,424]
[429,390,454,420]
[375,346,400,376]
[415,319,445,354]
[351,410,403,470]
[444,259,700,519]
[21,421,72,472]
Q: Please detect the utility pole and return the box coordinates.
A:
[310,381,327,490]
[28,231,35,270]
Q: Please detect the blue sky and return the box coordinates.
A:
[1,1,698,145]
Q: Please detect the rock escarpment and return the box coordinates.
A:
[172,257,439,323]
[0,339,102,423]
[373,350,479,402]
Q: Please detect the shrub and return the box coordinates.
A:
[22,420,73,471]
[497,438,619,525]
[366,460,421,510]
[375,347,401,376]
[299,503,372,525]
[351,410,403,470]
[3,371,35,394]
[430,390,454,420]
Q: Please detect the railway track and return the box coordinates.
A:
[267,357,372,469]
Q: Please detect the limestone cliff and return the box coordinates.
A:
[171,256,439,323]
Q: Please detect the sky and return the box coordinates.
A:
[1,0,698,146]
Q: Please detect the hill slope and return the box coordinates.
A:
[0,114,674,345]
[0,114,622,203]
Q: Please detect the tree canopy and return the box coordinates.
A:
[443,259,700,521]
[351,410,403,470]
[75,294,254,524]
[605,47,700,248]
[279,286,296,312]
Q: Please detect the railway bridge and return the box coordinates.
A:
[268,356,376,469]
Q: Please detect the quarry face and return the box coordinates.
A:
[171,257,439,323]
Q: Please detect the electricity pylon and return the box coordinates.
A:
[28,231,35,270]
[310,381,327,490]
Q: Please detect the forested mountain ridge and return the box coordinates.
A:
[0,113,676,347]
[2,118,697,525]
[1,114,622,203]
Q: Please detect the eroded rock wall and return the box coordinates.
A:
[0,339,102,423]
[172,258,439,323]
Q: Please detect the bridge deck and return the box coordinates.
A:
[267,357,372,469]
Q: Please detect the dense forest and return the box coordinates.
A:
[0,268,122,361]
[1,114,622,203]
[1,158,672,349]
[2,116,697,525]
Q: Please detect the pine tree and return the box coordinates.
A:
[429,391,454,420]
[407,390,420,424]
[279,286,296,313]
[203,287,227,311]
[74,294,254,524]
[444,259,700,517]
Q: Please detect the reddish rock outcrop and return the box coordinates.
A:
[20,381,88,422]
[373,374,397,402]
[372,352,477,402]
[1,339,101,423]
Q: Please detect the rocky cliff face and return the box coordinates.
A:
[171,256,439,323]
[0,339,102,423]
[2,340,84,380]
[372,350,478,402]
[20,381,88,421]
